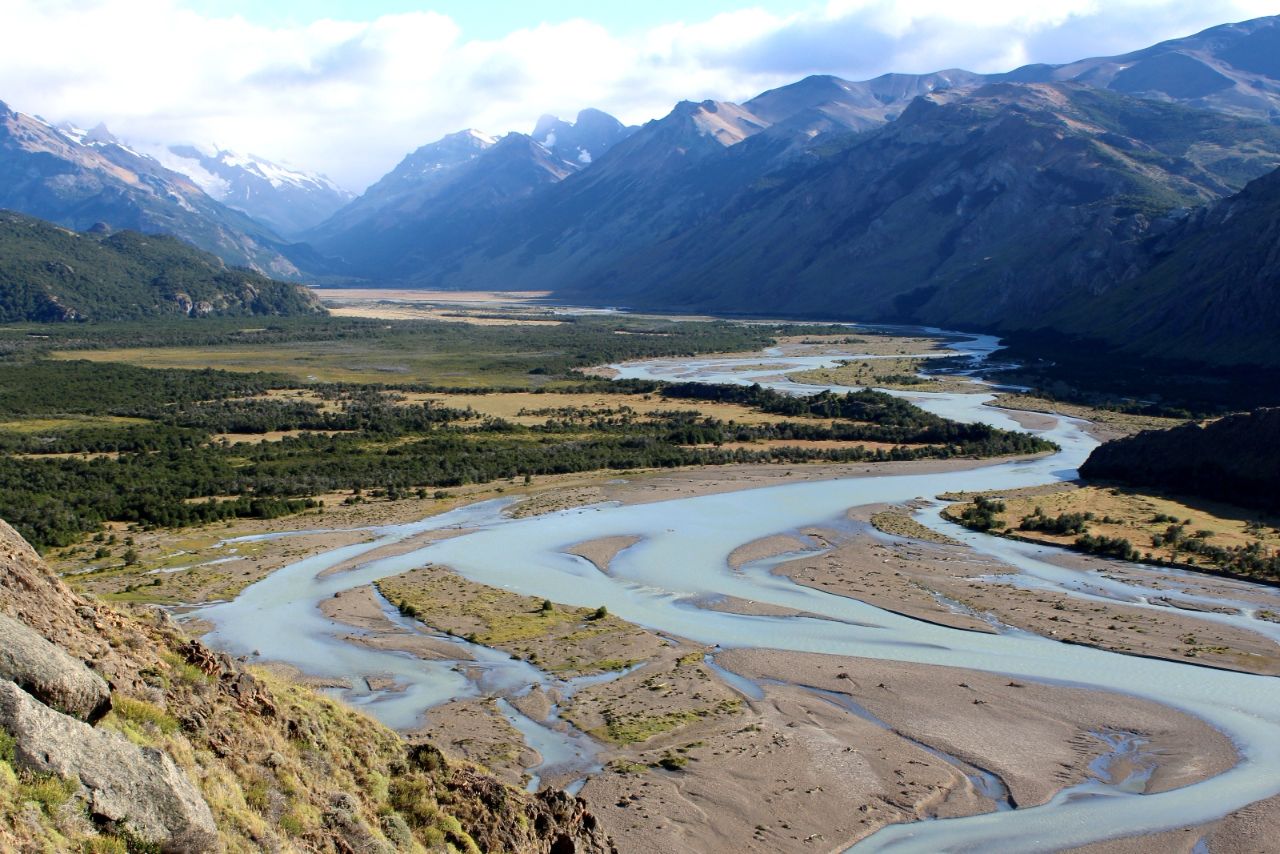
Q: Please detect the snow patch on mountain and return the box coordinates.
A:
[137,144,231,197]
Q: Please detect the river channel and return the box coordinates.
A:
[196,328,1280,852]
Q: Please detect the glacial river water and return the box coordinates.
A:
[197,329,1280,852]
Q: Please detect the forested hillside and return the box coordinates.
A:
[1080,408,1280,514]
[0,211,324,321]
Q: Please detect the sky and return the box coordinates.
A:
[2,0,1276,190]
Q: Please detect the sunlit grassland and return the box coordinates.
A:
[50,343,563,388]
[0,415,149,431]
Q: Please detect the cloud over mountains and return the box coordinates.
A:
[3,0,1273,189]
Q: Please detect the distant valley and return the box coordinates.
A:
[3,15,1279,378]
[300,15,1280,373]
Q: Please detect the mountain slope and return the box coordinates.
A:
[0,102,307,278]
[416,83,1280,368]
[0,210,324,321]
[308,128,498,247]
[0,518,613,853]
[746,70,984,139]
[1048,165,1280,365]
[376,99,786,291]
[306,131,578,278]
[1080,408,1280,514]
[306,110,635,279]
[1002,15,1280,122]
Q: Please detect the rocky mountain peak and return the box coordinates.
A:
[444,127,498,146]
[531,107,633,165]
[532,113,562,141]
[83,122,118,146]
[746,74,863,123]
[574,107,623,130]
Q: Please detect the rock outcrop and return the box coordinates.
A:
[433,760,616,854]
[0,681,218,851]
[0,518,115,660]
[0,613,111,723]
[0,517,616,853]
[0,519,220,852]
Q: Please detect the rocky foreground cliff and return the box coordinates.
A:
[0,519,613,853]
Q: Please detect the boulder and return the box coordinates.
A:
[322,791,394,854]
[0,612,111,722]
[0,681,219,853]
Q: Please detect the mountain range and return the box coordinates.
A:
[3,15,1280,370]
[301,110,636,277]
[295,14,1280,370]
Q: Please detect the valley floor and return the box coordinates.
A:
[55,454,1280,853]
[18,305,1277,852]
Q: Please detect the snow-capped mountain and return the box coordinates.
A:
[0,104,306,277]
[146,144,353,237]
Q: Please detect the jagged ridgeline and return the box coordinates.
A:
[0,519,614,852]
[0,210,325,322]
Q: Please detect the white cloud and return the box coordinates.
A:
[1,0,1273,191]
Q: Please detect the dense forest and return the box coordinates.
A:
[0,313,821,353]
[1080,408,1280,515]
[0,210,323,321]
[658,383,1048,450]
[0,360,1052,551]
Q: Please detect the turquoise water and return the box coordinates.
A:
[197,330,1280,852]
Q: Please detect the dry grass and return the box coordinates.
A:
[378,565,666,677]
[790,356,979,392]
[49,345,544,387]
[746,333,953,358]
[990,394,1187,438]
[946,484,1279,563]
[870,509,961,544]
[327,305,564,325]
[315,289,552,304]
[0,415,149,432]
[697,439,914,452]
[212,429,349,445]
